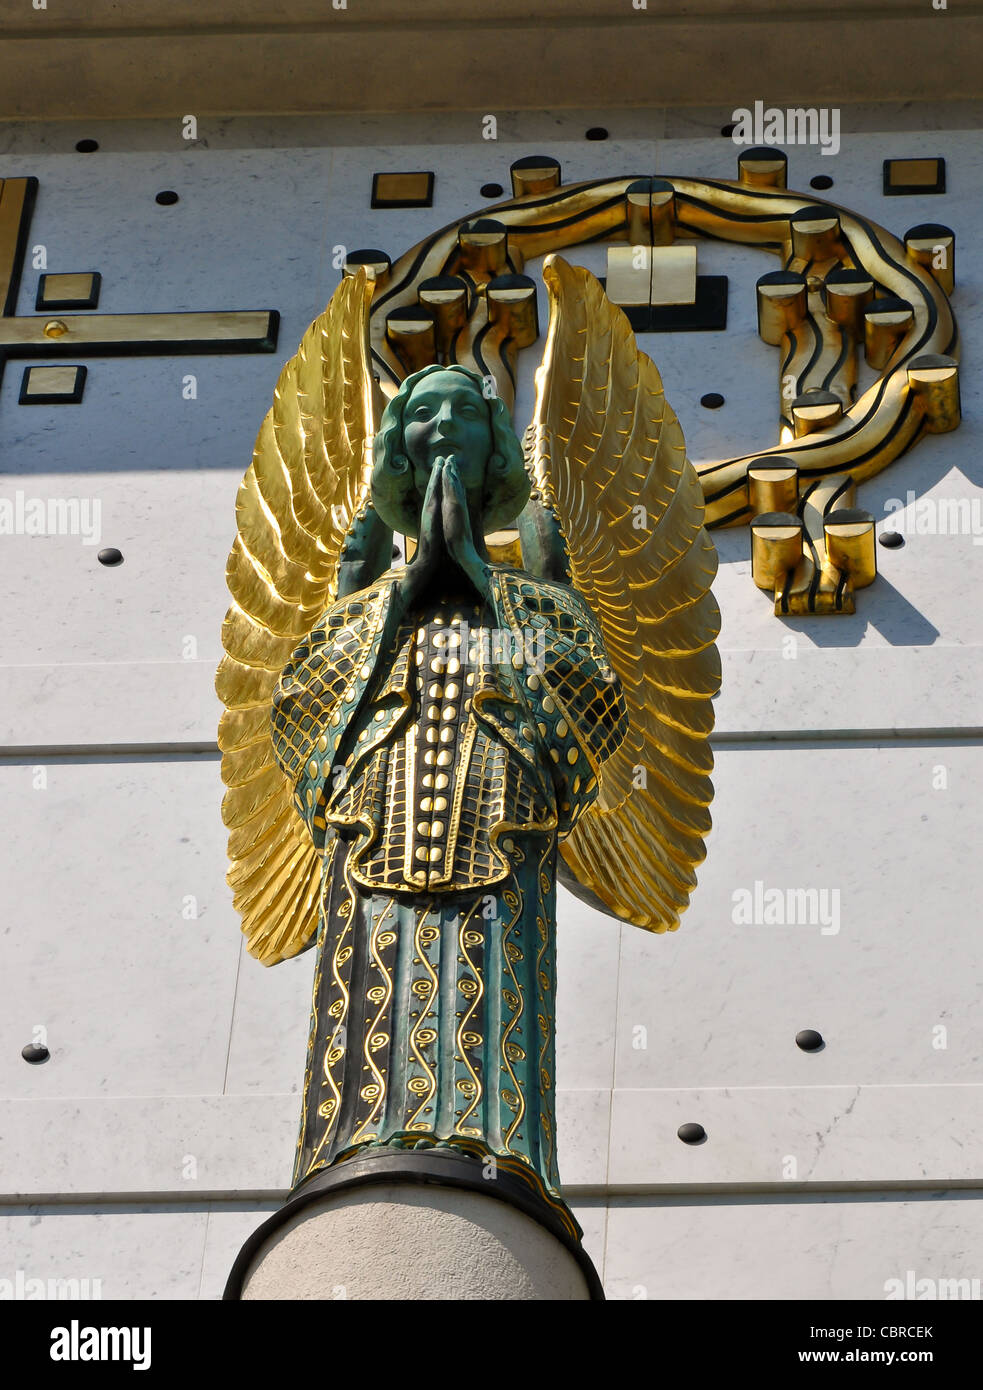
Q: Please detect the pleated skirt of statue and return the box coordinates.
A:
[291,829,578,1235]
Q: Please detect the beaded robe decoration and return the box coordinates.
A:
[270,569,627,1230]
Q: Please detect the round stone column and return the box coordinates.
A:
[225,1149,602,1301]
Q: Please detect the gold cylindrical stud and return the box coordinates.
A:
[756,271,808,345]
[626,179,653,246]
[342,248,392,288]
[747,460,799,515]
[907,353,960,433]
[649,178,676,247]
[751,512,804,591]
[418,276,469,355]
[624,178,676,247]
[823,267,875,335]
[904,222,955,295]
[738,146,788,189]
[824,508,877,588]
[864,297,914,369]
[486,274,539,347]
[510,155,561,198]
[791,390,843,437]
[43,319,69,338]
[790,205,842,263]
[385,306,437,373]
[458,219,511,279]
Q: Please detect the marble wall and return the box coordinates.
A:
[1,107,980,1299]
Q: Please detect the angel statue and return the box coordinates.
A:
[217,255,720,1253]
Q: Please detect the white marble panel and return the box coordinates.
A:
[0,469,243,672]
[0,659,220,751]
[0,1088,608,1197]
[715,645,983,738]
[608,1083,983,1188]
[221,941,314,1100]
[0,1203,212,1301]
[555,888,623,1093]
[0,1095,298,1198]
[615,741,983,1090]
[0,754,239,1098]
[0,109,669,155]
[556,1088,610,1189]
[569,1198,608,1285]
[6,1188,981,1303]
[3,102,980,159]
[603,1190,983,1301]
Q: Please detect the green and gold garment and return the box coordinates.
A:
[270,565,627,1232]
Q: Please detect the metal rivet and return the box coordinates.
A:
[75,139,99,154]
[97,547,124,566]
[480,182,504,199]
[156,190,179,206]
[810,175,834,191]
[585,127,609,141]
[879,530,905,549]
[677,1122,706,1144]
[796,1029,825,1052]
[22,1043,50,1064]
[43,319,69,338]
[701,392,725,409]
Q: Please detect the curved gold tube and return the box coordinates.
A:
[362,176,958,529]
[747,461,799,515]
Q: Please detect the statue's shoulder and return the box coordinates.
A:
[490,564,595,624]
[314,571,399,633]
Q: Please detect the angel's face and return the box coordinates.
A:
[402,373,493,506]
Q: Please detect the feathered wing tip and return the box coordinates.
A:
[526,255,721,933]
[216,270,376,965]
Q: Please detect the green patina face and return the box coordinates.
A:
[371,364,530,539]
[402,373,493,506]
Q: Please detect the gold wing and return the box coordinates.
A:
[216,269,376,965]
[526,255,721,932]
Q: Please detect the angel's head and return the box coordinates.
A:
[371,365,530,539]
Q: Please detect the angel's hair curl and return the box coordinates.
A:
[371,364,530,538]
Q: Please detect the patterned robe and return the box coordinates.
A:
[270,564,627,1234]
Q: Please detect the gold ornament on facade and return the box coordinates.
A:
[344,162,958,617]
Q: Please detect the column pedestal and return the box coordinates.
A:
[224,1148,602,1301]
